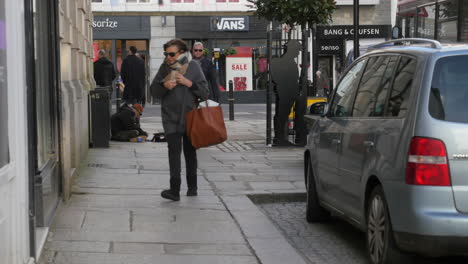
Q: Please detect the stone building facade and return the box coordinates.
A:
[0,0,94,263]
[59,0,95,201]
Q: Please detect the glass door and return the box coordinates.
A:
[317,56,334,95]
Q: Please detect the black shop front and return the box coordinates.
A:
[314,25,391,92]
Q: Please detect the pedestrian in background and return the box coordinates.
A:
[150,39,209,201]
[94,49,116,87]
[315,70,329,97]
[192,42,219,102]
[121,46,146,105]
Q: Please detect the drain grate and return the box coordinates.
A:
[216,141,263,152]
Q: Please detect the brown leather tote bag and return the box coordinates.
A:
[186,101,227,149]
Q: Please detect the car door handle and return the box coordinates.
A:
[332,139,341,145]
[363,141,375,147]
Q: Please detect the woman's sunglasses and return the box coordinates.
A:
[164,52,178,57]
[193,49,203,52]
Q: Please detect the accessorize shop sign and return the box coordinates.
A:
[210,16,249,32]
[93,16,150,39]
[93,18,119,29]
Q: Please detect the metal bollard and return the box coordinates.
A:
[228,80,234,121]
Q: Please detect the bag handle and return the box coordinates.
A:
[178,87,188,128]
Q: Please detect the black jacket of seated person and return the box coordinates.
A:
[111,105,148,141]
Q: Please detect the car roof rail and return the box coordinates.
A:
[371,38,442,50]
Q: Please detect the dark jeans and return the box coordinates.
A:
[166,133,197,193]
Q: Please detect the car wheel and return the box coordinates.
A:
[306,159,329,222]
[366,186,406,264]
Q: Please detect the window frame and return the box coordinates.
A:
[351,55,400,118]
[0,0,8,168]
[383,55,418,118]
[327,57,368,118]
[428,54,468,123]
[328,53,419,120]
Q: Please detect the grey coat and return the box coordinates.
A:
[150,60,209,135]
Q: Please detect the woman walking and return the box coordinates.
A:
[150,39,209,201]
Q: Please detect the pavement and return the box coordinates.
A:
[38,104,309,264]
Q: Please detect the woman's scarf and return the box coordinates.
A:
[163,52,192,83]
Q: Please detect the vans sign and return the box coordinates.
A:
[210,17,249,32]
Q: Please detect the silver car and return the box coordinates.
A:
[304,39,468,264]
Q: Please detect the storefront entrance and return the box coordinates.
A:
[317,56,334,95]
[94,39,150,105]
[93,16,151,105]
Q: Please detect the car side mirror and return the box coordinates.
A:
[309,102,327,116]
[321,103,329,117]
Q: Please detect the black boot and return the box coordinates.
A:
[161,189,180,201]
[186,188,198,196]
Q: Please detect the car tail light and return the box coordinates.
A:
[406,137,451,186]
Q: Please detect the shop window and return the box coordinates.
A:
[127,0,150,2]
[438,0,458,42]
[94,40,113,62]
[0,0,8,167]
[171,0,195,2]
[417,4,436,39]
[399,14,416,38]
[92,0,102,2]
[34,0,57,169]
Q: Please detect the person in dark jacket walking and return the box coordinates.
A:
[94,49,116,87]
[192,42,219,102]
[150,39,209,201]
[111,103,148,141]
[121,46,146,105]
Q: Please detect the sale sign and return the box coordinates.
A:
[226,57,253,91]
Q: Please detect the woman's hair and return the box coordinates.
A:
[163,39,189,53]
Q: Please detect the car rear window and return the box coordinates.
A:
[429,55,468,123]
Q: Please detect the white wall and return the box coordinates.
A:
[92,0,252,12]
[1,0,33,263]
[150,16,176,83]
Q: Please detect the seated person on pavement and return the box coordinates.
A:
[111,103,148,142]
